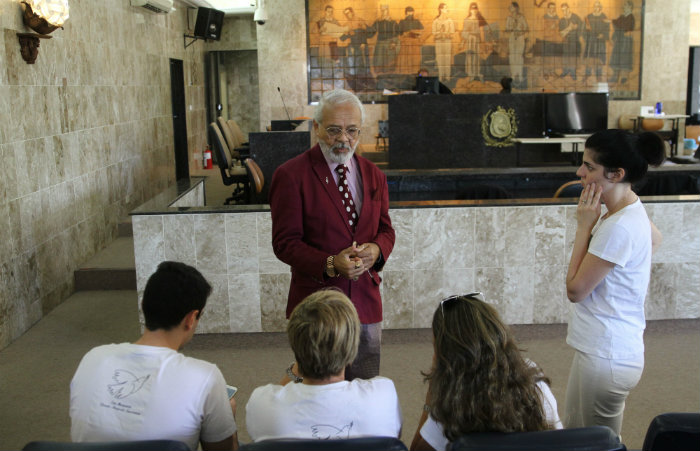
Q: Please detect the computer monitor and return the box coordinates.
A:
[416,76,439,95]
[544,93,608,136]
[270,120,301,131]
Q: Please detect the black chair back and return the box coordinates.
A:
[448,426,626,451]
[642,412,700,451]
[239,437,407,451]
[23,439,190,451]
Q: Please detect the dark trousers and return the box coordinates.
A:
[345,322,381,380]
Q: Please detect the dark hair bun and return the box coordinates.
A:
[637,132,666,167]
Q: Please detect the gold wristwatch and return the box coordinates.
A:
[326,255,338,277]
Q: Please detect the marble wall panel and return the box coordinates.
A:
[500,266,536,325]
[132,215,165,293]
[228,273,262,333]
[381,270,414,329]
[0,142,17,204]
[535,206,566,266]
[259,273,291,332]
[225,213,259,275]
[474,207,506,268]
[133,197,700,336]
[533,265,570,324]
[646,263,679,320]
[647,203,687,263]
[0,85,9,144]
[197,273,231,334]
[411,268,476,328]
[383,209,412,271]
[256,212,288,274]
[675,262,700,318]
[163,215,196,267]
[195,214,227,275]
[504,207,536,267]
[443,208,476,269]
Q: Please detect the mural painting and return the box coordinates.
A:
[306,0,644,102]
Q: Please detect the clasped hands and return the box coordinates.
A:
[334,241,379,280]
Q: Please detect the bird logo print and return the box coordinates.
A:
[310,422,353,439]
[107,369,150,399]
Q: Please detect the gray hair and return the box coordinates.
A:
[313,89,365,125]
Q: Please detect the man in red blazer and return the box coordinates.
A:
[269,89,395,380]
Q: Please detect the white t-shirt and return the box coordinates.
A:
[70,343,236,451]
[567,199,651,359]
[245,377,402,442]
[420,377,563,451]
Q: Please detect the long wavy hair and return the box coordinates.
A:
[425,295,552,441]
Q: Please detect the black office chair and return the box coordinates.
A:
[209,122,248,204]
[239,437,407,451]
[642,412,700,451]
[23,439,190,451]
[448,426,626,451]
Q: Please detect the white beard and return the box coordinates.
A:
[318,140,358,165]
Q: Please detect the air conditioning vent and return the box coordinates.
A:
[130,0,173,14]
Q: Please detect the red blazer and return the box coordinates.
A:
[269,145,395,323]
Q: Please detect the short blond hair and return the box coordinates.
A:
[287,289,360,379]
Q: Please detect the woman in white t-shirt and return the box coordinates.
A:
[245,289,402,442]
[410,293,562,451]
[565,129,665,436]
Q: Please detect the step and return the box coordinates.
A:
[74,236,136,291]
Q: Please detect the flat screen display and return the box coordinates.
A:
[544,93,608,135]
[416,76,439,95]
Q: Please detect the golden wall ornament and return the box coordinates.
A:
[481,106,517,147]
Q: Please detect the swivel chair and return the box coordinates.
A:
[448,426,626,451]
[642,412,700,451]
[209,122,248,204]
[23,439,190,451]
[227,118,249,147]
[243,158,265,204]
[218,116,250,161]
[239,437,407,451]
[554,180,583,198]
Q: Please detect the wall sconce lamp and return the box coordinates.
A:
[16,0,70,64]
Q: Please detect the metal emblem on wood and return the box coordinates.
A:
[481,106,518,147]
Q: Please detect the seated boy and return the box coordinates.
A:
[70,261,238,451]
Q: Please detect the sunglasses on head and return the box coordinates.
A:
[440,291,484,316]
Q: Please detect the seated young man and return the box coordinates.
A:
[245,289,402,441]
[70,261,238,451]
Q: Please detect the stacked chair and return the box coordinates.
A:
[209,120,264,205]
[209,122,248,204]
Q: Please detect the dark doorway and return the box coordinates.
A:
[170,58,189,180]
[687,47,700,117]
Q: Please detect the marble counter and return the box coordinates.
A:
[131,177,700,333]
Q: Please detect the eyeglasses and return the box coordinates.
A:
[440,291,484,316]
[325,126,361,140]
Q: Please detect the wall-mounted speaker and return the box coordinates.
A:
[194,7,224,41]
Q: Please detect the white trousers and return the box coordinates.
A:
[564,350,644,436]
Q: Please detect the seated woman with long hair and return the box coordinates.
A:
[410,293,562,451]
